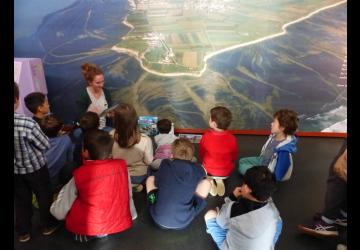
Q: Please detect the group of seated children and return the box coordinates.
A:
[15,82,300,249]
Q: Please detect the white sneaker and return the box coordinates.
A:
[215,179,225,196]
[337,244,347,250]
[209,179,217,196]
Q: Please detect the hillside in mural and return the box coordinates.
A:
[14,0,347,132]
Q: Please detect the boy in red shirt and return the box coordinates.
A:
[199,106,239,197]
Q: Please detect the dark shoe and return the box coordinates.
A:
[18,234,31,242]
[42,223,61,236]
[298,220,338,237]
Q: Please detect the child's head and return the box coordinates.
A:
[24,92,50,116]
[40,114,64,138]
[14,82,19,109]
[113,103,140,148]
[172,138,194,161]
[79,111,100,131]
[83,129,114,160]
[209,106,232,130]
[272,109,299,135]
[157,119,172,134]
[242,166,276,202]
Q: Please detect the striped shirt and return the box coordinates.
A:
[14,113,50,174]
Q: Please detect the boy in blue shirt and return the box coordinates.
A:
[146,138,211,229]
[238,109,299,181]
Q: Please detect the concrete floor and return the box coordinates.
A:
[14,135,345,250]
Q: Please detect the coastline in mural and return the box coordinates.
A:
[14,0,347,132]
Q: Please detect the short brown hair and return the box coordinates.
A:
[40,114,63,138]
[274,109,299,135]
[79,111,100,131]
[157,119,171,134]
[83,129,114,160]
[81,63,103,85]
[172,138,194,161]
[24,92,46,114]
[210,106,232,130]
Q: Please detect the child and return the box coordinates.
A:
[204,166,282,250]
[199,106,238,196]
[146,138,211,230]
[71,111,100,166]
[24,92,50,125]
[238,109,299,181]
[110,103,153,192]
[39,114,76,190]
[50,129,136,242]
[150,118,177,170]
[14,82,59,242]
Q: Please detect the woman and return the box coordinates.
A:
[110,103,153,192]
[76,63,112,128]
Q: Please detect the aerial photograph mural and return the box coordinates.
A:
[14,0,347,132]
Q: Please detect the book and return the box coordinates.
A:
[99,104,119,117]
[138,116,158,136]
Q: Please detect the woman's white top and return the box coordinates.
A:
[86,87,108,129]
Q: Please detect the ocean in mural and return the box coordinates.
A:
[14,0,347,132]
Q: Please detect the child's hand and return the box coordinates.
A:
[233,187,242,199]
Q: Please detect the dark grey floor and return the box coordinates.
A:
[14,135,345,250]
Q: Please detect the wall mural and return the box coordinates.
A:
[14,0,347,132]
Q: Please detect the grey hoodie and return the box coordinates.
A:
[217,197,281,250]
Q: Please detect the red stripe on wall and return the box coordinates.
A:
[174,128,347,138]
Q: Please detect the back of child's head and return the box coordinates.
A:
[172,138,194,161]
[79,111,100,131]
[113,103,140,148]
[273,109,299,135]
[24,92,46,114]
[157,119,172,134]
[210,106,232,130]
[243,166,277,202]
[83,129,114,160]
[40,114,64,138]
[14,82,19,103]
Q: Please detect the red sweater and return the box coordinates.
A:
[199,129,238,176]
[66,159,132,236]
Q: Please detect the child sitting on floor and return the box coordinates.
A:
[40,114,76,191]
[150,118,178,170]
[50,129,137,242]
[146,138,211,230]
[238,109,299,181]
[204,166,282,250]
[199,106,239,197]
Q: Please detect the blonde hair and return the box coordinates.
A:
[172,138,194,161]
[81,63,103,86]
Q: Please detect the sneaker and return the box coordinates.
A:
[209,179,217,196]
[337,244,347,250]
[18,234,31,243]
[42,223,61,236]
[335,217,347,227]
[132,184,143,193]
[215,179,225,196]
[297,220,338,237]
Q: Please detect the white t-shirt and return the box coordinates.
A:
[86,87,108,128]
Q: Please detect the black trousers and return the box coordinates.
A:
[322,139,347,220]
[14,166,57,235]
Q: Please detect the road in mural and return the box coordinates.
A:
[14,0,347,132]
